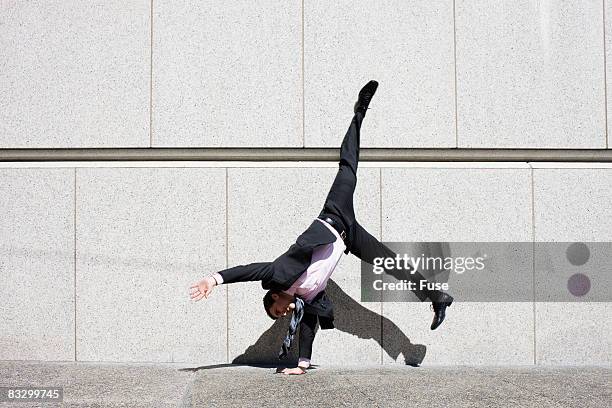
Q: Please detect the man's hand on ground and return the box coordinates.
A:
[189,276,216,301]
[281,367,306,375]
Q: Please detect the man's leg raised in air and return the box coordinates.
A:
[346,220,454,330]
[319,80,378,229]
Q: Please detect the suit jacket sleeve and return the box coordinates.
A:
[298,313,318,360]
[216,262,273,284]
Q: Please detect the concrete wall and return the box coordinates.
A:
[1,1,611,149]
[0,2,610,366]
[0,162,610,365]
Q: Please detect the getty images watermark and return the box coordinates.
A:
[360,242,612,302]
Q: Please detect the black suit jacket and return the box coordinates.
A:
[218,219,339,329]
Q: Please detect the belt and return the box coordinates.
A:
[317,215,347,242]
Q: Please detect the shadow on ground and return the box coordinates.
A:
[181,279,426,372]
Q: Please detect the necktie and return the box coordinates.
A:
[278,297,305,359]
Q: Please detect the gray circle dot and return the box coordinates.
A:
[567,273,591,297]
[566,242,590,266]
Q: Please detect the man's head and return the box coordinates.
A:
[263,290,296,319]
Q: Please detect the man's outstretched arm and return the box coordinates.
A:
[190,262,273,301]
[215,262,273,284]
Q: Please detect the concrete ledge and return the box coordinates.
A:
[1,148,612,162]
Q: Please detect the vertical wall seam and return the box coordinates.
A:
[73,168,77,361]
[453,0,459,148]
[604,0,609,149]
[149,0,154,148]
[225,168,229,363]
[528,163,537,365]
[301,0,306,148]
[379,167,383,365]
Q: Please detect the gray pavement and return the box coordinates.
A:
[0,362,610,407]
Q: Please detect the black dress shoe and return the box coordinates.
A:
[354,80,379,115]
[430,292,453,330]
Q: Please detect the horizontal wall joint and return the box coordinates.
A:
[1,148,612,162]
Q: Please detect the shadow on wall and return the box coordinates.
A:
[182,279,426,372]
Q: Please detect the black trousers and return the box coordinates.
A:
[299,111,438,361]
[318,111,434,303]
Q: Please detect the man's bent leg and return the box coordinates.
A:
[347,221,438,302]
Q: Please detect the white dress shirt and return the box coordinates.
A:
[281,218,346,301]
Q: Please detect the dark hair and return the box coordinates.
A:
[263,290,279,320]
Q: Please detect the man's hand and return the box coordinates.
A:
[281,367,306,375]
[189,276,216,301]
